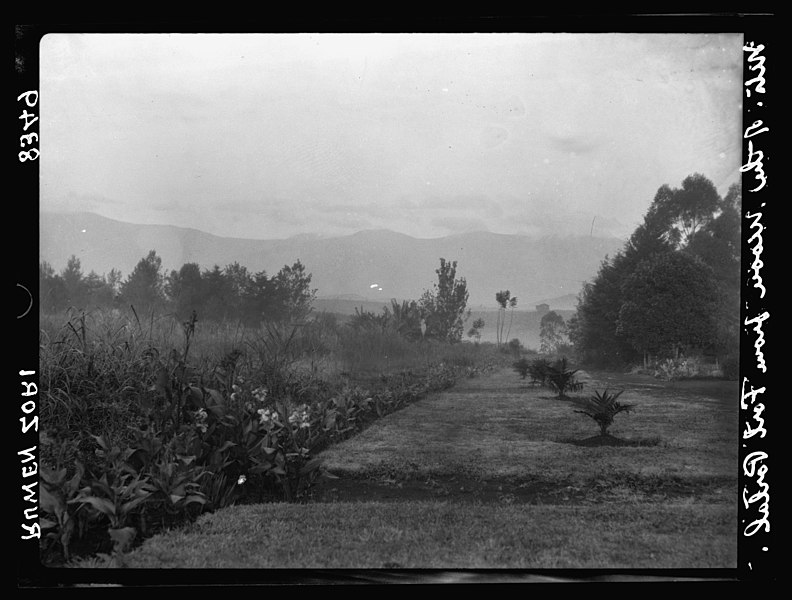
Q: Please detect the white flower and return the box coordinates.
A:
[258,407,280,425]
[194,409,208,432]
[288,406,311,429]
[237,475,246,485]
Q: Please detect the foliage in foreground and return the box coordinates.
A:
[38,308,478,567]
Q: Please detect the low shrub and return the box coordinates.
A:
[652,356,723,381]
[512,358,531,379]
[506,338,523,356]
[572,389,634,437]
[527,358,552,385]
[545,357,584,398]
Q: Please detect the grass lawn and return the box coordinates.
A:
[123,365,739,570]
[124,501,735,569]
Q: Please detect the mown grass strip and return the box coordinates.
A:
[317,367,738,482]
[124,501,736,569]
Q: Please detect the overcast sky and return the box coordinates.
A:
[40,32,743,240]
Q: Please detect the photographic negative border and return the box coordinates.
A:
[15,14,775,587]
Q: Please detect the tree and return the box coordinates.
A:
[571,174,726,368]
[540,310,567,355]
[467,317,485,343]
[571,256,641,367]
[664,173,722,248]
[616,251,719,364]
[224,262,255,321]
[106,268,123,295]
[201,265,234,321]
[61,255,88,309]
[270,261,316,323]
[505,296,517,342]
[120,250,165,314]
[686,181,741,285]
[40,261,67,313]
[106,268,123,307]
[84,270,115,308]
[419,258,470,343]
[495,291,517,347]
[166,263,204,321]
[685,181,741,362]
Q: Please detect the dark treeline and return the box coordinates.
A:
[39,251,472,345]
[39,250,316,325]
[568,173,740,373]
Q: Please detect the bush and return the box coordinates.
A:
[652,356,720,380]
[507,338,523,356]
[527,358,552,385]
[512,358,531,379]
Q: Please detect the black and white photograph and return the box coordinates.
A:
[17,18,774,585]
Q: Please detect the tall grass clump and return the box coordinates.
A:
[337,325,422,379]
[39,308,178,468]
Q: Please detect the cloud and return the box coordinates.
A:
[39,33,743,243]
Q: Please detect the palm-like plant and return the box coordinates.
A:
[572,389,634,437]
[545,357,583,398]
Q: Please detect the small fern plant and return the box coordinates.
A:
[572,389,634,437]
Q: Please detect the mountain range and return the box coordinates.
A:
[39,212,625,308]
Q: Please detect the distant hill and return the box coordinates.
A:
[39,212,623,307]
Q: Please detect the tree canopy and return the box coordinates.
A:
[540,310,567,355]
[616,252,719,359]
[571,174,740,368]
[419,258,470,343]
